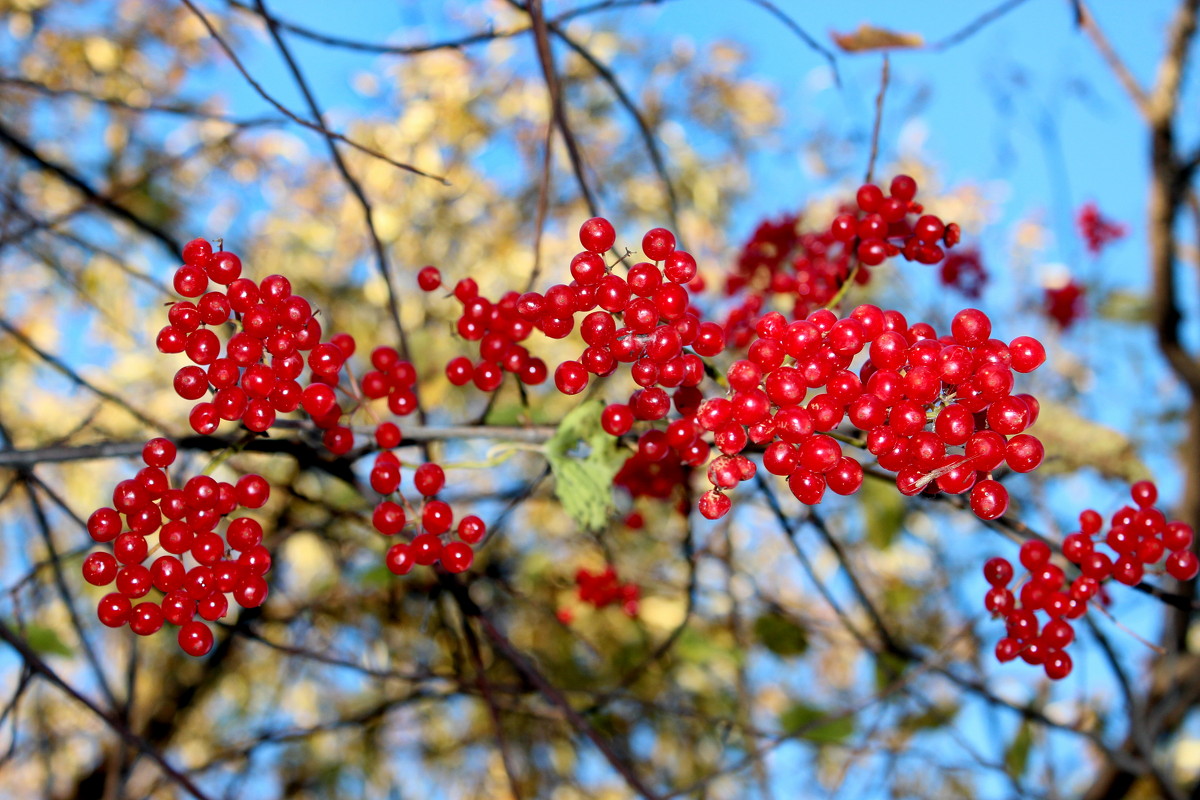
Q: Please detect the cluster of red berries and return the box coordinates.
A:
[1077,202,1127,256]
[939,247,988,299]
[695,305,1045,520]
[368,432,487,575]
[418,267,549,391]
[158,239,352,444]
[724,214,863,337]
[83,438,271,657]
[1045,280,1086,330]
[829,175,961,267]
[356,346,421,419]
[985,481,1198,680]
[573,565,640,617]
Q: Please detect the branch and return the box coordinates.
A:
[1076,0,1151,115]
[523,0,600,215]
[443,574,663,799]
[0,316,165,431]
[929,0,1034,51]
[0,425,557,469]
[178,0,447,186]
[0,119,182,257]
[0,618,216,800]
[743,0,840,84]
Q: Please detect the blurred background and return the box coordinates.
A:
[0,1,1198,798]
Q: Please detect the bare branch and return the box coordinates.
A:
[178,0,447,186]
[523,0,600,216]
[0,120,182,257]
[0,618,217,800]
[743,0,840,84]
[930,0,1034,51]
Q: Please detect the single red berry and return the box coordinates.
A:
[414,463,446,496]
[129,601,165,636]
[1130,480,1157,508]
[554,361,589,395]
[889,174,918,202]
[856,183,884,212]
[411,533,443,566]
[178,620,214,657]
[580,217,617,253]
[698,490,732,520]
[457,515,487,544]
[641,227,676,261]
[970,480,1008,520]
[97,593,132,628]
[983,557,1013,586]
[442,541,474,573]
[234,575,269,608]
[1166,550,1199,580]
[417,265,442,291]
[386,543,415,575]
[82,552,119,586]
[235,474,270,509]
[141,437,177,468]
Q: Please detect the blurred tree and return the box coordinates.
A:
[0,2,1197,799]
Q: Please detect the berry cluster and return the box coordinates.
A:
[158,239,352,442]
[573,565,640,617]
[829,175,961,268]
[419,267,549,391]
[939,247,989,299]
[89,238,500,656]
[369,436,488,575]
[724,214,861,337]
[1045,279,1085,330]
[1076,202,1127,256]
[83,438,271,657]
[697,305,1046,521]
[424,214,1046,524]
[985,481,1198,680]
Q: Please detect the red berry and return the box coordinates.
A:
[580,217,617,253]
[970,480,1008,520]
[983,557,1013,586]
[442,541,474,573]
[178,620,214,656]
[457,515,487,544]
[1167,550,1199,580]
[386,543,415,575]
[554,361,589,395]
[414,463,446,496]
[417,265,442,291]
[129,601,164,636]
[641,227,676,261]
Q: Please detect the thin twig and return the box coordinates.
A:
[178,0,446,186]
[0,120,182,257]
[0,316,165,431]
[744,0,840,85]
[929,0,1034,51]
[864,54,891,186]
[0,618,217,800]
[524,0,600,215]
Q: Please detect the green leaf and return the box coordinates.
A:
[675,627,743,667]
[545,400,626,531]
[753,612,809,657]
[1004,720,1033,778]
[22,623,73,657]
[898,702,960,733]
[779,702,855,744]
[1097,289,1151,324]
[873,651,909,690]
